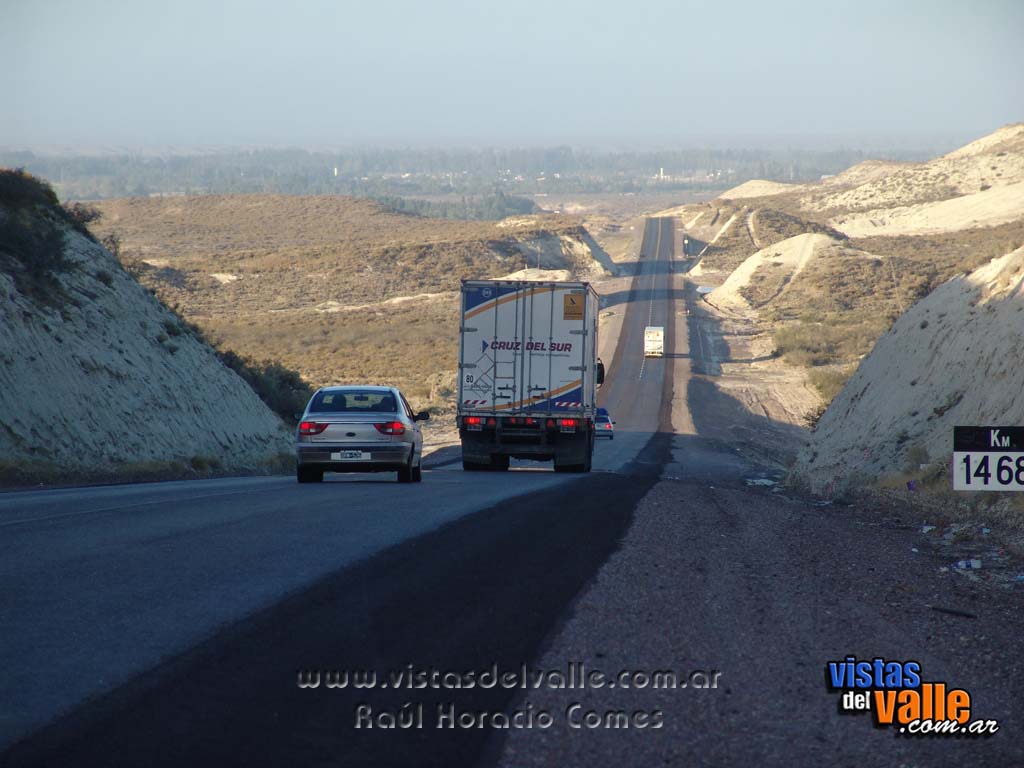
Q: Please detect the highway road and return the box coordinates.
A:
[7,219,1021,768]
[0,218,685,765]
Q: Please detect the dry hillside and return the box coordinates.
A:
[88,195,615,404]
[792,246,1024,495]
[680,124,1024,406]
[0,172,290,484]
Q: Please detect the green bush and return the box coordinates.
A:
[217,349,315,424]
[163,318,183,337]
[807,366,853,402]
[773,317,887,368]
[0,168,59,208]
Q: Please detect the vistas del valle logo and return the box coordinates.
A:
[825,656,999,736]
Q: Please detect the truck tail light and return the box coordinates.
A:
[545,419,556,430]
[505,416,538,427]
[299,421,328,435]
[464,416,483,431]
[559,418,577,433]
[374,421,406,435]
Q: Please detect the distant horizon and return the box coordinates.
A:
[0,125,1000,158]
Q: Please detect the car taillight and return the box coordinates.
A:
[374,421,406,435]
[604,423,612,429]
[299,421,328,435]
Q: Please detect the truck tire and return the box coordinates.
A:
[462,460,487,472]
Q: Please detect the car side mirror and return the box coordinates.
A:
[414,412,430,422]
[612,421,617,424]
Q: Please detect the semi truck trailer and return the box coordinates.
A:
[457,279,601,473]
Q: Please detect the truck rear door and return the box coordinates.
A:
[460,283,587,413]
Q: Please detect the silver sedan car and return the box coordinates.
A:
[295,385,428,483]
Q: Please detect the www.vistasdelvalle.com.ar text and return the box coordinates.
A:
[295,663,723,731]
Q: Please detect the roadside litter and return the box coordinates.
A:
[955,559,983,570]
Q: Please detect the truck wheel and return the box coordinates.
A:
[462,460,486,472]
[489,455,510,471]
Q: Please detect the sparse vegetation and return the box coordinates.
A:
[807,365,855,402]
[754,208,847,246]
[772,317,888,368]
[62,202,101,239]
[189,455,223,472]
[375,191,539,220]
[215,349,316,424]
[0,169,74,303]
[738,259,789,306]
[162,319,184,337]
[84,194,604,407]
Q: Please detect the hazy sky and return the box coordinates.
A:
[2,0,1022,149]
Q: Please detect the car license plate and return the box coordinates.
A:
[331,450,370,461]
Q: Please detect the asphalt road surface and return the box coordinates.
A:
[0,218,677,763]
[4,218,1021,768]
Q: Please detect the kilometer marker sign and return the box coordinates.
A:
[953,426,1024,491]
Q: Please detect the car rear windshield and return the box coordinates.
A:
[309,390,397,413]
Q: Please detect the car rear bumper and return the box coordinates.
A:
[296,443,413,472]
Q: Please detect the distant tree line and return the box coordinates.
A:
[0,145,937,205]
[375,190,538,220]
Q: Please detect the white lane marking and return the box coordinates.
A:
[0,486,286,529]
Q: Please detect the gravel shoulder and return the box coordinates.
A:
[494,479,1024,767]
